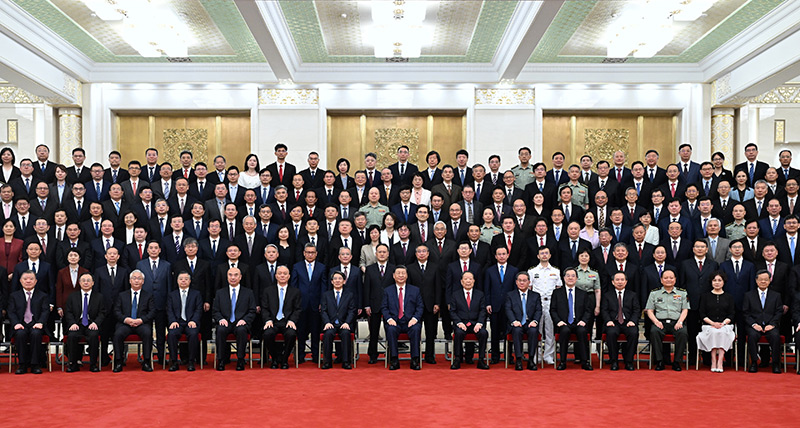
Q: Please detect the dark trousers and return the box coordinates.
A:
[100,318,115,363]
[441,303,453,339]
[297,308,321,360]
[200,308,213,361]
[14,325,45,366]
[604,322,639,363]
[153,310,167,361]
[67,325,100,364]
[510,324,539,359]
[263,322,297,364]
[422,309,438,357]
[453,325,487,360]
[385,321,422,358]
[112,323,153,364]
[167,323,200,363]
[367,311,383,359]
[215,323,249,361]
[556,323,589,362]
[488,310,506,360]
[746,326,781,365]
[649,319,688,362]
[686,310,701,363]
[322,325,352,364]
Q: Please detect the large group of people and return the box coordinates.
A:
[2,140,800,375]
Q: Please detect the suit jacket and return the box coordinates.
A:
[712,199,736,225]
[167,194,197,220]
[705,237,732,264]
[12,260,54,305]
[120,179,150,204]
[10,176,41,200]
[172,257,212,303]
[28,196,57,224]
[421,168,443,189]
[658,181,687,202]
[0,238,24,273]
[320,289,357,326]
[233,234,267,274]
[328,264,363,309]
[588,177,621,208]
[504,289,542,326]
[212,286,256,325]
[84,180,111,203]
[742,198,770,222]
[266,162,297,188]
[348,187,369,207]
[389,162,419,187]
[524,181,558,211]
[546,169,570,187]
[136,258,172,311]
[66,166,91,186]
[55,240,92,271]
[63,288,106,327]
[289,260,327,310]
[296,233,328,265]
[558,238,593,271]
[391,202,419,225]
[605,260,641,295]
[734,160,770,188]
[657,215,694,242]
[431,182,463,209]
[10,213,37,239]
[151,178,176,202]
[389,240,418,266]
[198,237,230,272]
[450,288,486,326]
[104,168,130,185]
[381,283,424,324]
[490,233,527,269]
[627,241,656,268]
[55,265,89,310]
[445,219,470,243]
[641,263,676,307]
[610,167,633,187]
[363,263,396,311]
[758,217,784,241]
[7,288,51,332]
[719,259,755,310]
[114,289,155,324]
[601,288,641,325]
[214,262,251,293]
[406,262,440,311]
[445,259,483,306]
[621,205,647,227]
[90,237,125,269]
[755,260,795,309]
[299,169,325,191]
[484,264,518,310]
[738,237,766,264]
[95,264,130,312]
[166,288,203,325]
[261,284,301,325]
[253,263,278,308]
[171,167,195,184]
[679,258,719,309]
[743,288,783,327]
[550,286,593,325]
[189,180,214,202]
[101,199,130,226]
[120,241,147,271]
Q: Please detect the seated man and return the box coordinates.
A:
[551,267,594,371]
[381,265,424,370]
[320,271,357,370]
[602,272,641,371]
[64,273,107,373]
[212,267,256,371]
[743,269,783,374]
[112,270,156,372]
[262,265,302,369]
[645,268,689,371]
[167,271,203,371]
[8,271,51,374]
[505,271,542,371]
[450,271,489,370]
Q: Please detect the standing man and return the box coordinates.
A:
[529,246,562,365]
[136,241,172,363]
[266,143,297,188]
[291,244,327,364]
[484,246,518,364]
[388,145,419,187]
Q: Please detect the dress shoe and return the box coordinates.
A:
[625,362,635,371]
[90,364,100,373]
[464,356,474,365]
[216,361,225,371]
[450,361,461,370]
[342,363,352,370]
[15,366,27,375]
[424,356,437,365]
[672,363,682,372]
[410,357,421,370]
[280,362,289,369]
[610,362,619,371]
[515,360,524,371]
[142,362,153,372]
[477,360,489,370]
[321,362,332,369]
[556,362,567,371]
[31,366,43,375]
[582,363,593,371]
[66,364,80,373]
[187,362,195,372]
[773,365,783,374]
[655,361,665,371]
[169,362,180,372]
[389,358,400,370]
[368,357,378,364]
[748,364,758,373]
[527,361,537,371]
[490,357,501,365]
[236,361,246,371]
[508,355,515,365]
[271,361,280,369]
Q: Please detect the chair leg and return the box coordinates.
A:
[249,338,253,369]
[295,339,299,368]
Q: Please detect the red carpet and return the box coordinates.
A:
[3,355,798,427]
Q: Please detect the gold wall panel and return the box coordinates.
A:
[117,114,250,168]
[328,115,364,170]
[543,114,676,166]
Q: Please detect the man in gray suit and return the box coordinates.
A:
[136,241,172,362]
[705,218,731,264]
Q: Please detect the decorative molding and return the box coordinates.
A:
[6,120,18,143]
[775,119,786,144]
[62,75,82,104]
[711,108,734,169]
[58,107,82,163]
[711,73,732,106]
[750,85,800,104]
[0,86,45,103]
[475,88,534,106]
[259,89,319,106]
[164,129,209,165]
[584,128,630,164]
[374,128,420,167]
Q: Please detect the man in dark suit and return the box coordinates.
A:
[212,267,256,371]
[734,143,770,187]
[588,161,621,208]
[602,272,641,371]
[291,244,327,364]
[679,240,719,364]
[406,245,438,364]
[112,271,156,372]
[173,238,214,361]
[84,163,111,203]
[559,222,593,270]
[28,182,57,224]
[261,265,302,369]
[643,150,668,187]
[505,271,542,371]
[7,270,51,374]
[320,271,357,369]
[11,159,41,201]
[490,217,527,268]
[11,199,37,240]
[166,271,203,371]
[120,161,150,204]
[743,270,784,373]
[382,266,424,370]
[103,151,129,185]
[136,241,172,362]
[95,247,129,366]
[171,150,195,184]
[449,271,489,370]
[662,222,693,268]
[551,268,594,370]
[32,144,56,184]
[738,221,766,264]
[606,243,641,297]
[388,145,419,187]
[484,246,518,364]
[265,143,297,188]
[63,272,106,372]
[66,148,91,185]
[445,242,482,306]
[298,152,325,190]
[719,240,755,366]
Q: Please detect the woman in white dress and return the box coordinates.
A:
[696,271,736,373]
[410,173,431,207]
[237,154,261,189]
[380,212,400,246]
[639,211,660,246]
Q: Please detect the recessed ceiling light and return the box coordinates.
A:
[341,13,347,18]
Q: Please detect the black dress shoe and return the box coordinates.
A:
[508,355,515,365]
[424,356,437,365]
[15,367,27,375]
[556,362,567,370]
[748,364,758,373]
[342,363,352,370]
[113,363,123,373]
[673,363,682,372]
[450,361,461,370]
[655,361,665,371]
[582,363,593,371]
[321,362,332,369]
[280,362,289,369]
[90,364,100,373]
[216,361,225,371]
[368,357,378,364]
[490,357,501,365]
[389,358,400,370]
[271,361,280,369]
[773,365,783,374]
[410,357,421,370]
[515,360,524,371]
[610,362,619,371]
[236,361,246,371]
[477,360,489,370]
[66,364,80,373]
[187,362,195,372]
[169,362,179,372]
[625,362,635,371]
[527,361,537,371]
[464,356,474,365]
[142,362,153,372]
[31,366,43,374]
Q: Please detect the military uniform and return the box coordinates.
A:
[575,266,601,294]
[726,221,746,241]
[361,203,390,227]
[511,164,535,190]
[559,181,589,209]
[529,263,563,364]
[645,286,690,365]
[480,224,501,245]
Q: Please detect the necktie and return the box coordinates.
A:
[462,261,468,273]
[616,292,624,324]
[539,182,543,192]
[670,183,676,197]
[476,183,481,198]
[539,237,544,247]
[41,238,46,254]
[181,290,187,320]
[164,181,170,198]
[421,264,425,274]
[24,291,33,323]
[176,236,181,253]
[296,190,300,201]
[131,291,138,318]
[704,181,710,195]
[555,170,560,183]
[400,163,405,176]
[82,293,89,326]
[710,239,716,257]
[106,238,111,250]
[183,168,188,179]
[650,169,655,181]
[380,264,385,277]
[619,263,624,271]
[328,223,333,238]
[768,263,774,278]
[342,207,347,218]
[110,266,116,283]
[31,262,36,273]
[567,288,574,323]
[398,287,404,319]
[600,179,605,189]
[658,264,663,277]
[734,260,740,276]
[218,171,224,181]
[229,222,234,239]
[294,224,299,239]
[20,215,27,231]
[343,266,349,280]
[438,240,443,254]
[404,204,409,221]
[200,182,205,195]
[402,242,407,256]
[616,168,622,182]
[279,164,284,182]
[792,198,796,213]
[311,236,316,246]
[466,291,471,309]
[630,207,634,219]
[57,227,62,242]
[499,265,505,282]
[757,200,762,216]
[638,243,642,258]
[145,203,150,217]
[40,199,45,211]
[112,169,118,183]
[96,182,101,198]
[420,224,426,242]
[328,189,333,199]
[684,164,689,175]
[636,182,641,195]
[149,167,154,181]
[277,287,284,320]
[194,221,201,237]
[585,172,590,182]
[25,177,30,192]
[698,260,703,271]
[336,290,341,310]
[94,221,99,236]
[786,169,790,180]
[230,288,237,322]
[447,184,452,194]
[460,170,465,184]
[749,163,754,184]
[603,247,608,263]
[751,240,756,254]
[343,238,349,249]
[360,230,365,242]
[138,243,143,259]
[521,292,527,321]
[368,170,373,185]
[571,240,577,260]
[615,226,621,241]
[599,209,605,227]
[792,236,797,261]
[672,240,678,258]
[703,217,708,235]
[270,264,275,280]
[152,260,157,273]
[308,262,314,280]
[473,242,478,255]
[159,218,165,235]
[760,291,766,309]
[507,235,512,252]
[555,226,561,241]
[190,260,194,273]
[773,218,778,234]
[496,205,502,218]
[453,221,459,237]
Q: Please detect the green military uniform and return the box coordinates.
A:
[360,203,390,227]
[726,221,746,241]
[480,224,501,244]
[511,164,535,190]
[646,287,690,366]
[559,181,589,208]
[575,266,601,294]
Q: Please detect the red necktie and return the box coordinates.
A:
[296,190,300,201]
[466,291,471,309]
[279,164,284,182]
[463,261,468,272]
[671,183,676,197]
[398,287,404,319]
[539,237,544,247]
[507,235,512,252]
[438,240,443,254]
[132,181,137,196]
[638,244,642,258]
[630,207,634,218]
[184,169,188,179]
[421,225,426,242]
[698,261,703,271]
[619,263,623,271]
[138,243,143,259]
[40,238,46,254]
[617,168,622,182]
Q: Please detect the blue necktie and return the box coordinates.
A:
[131,291,138,318]
[568,288,574,323]
[760,291,766,309]
[460,170,465,184]
[636,182,641,195]
[94,221,100,236]
[25,178,30,193]
[749,163,754,184]
[564,205,570,221]
[164,181,170,199]
[785,169,790,180]
[160,217,165,235]
[230,288,237,322]
[308,263,313,280]
[571,240,577,260]
[195,221,201,237]
[499,265,504,282]
[704,181,710,196]
[615,226,621,241]
[703,218,708,236]
[404,205,409,221]
[82,293,89,326]
[521,292,527,322]
[96,182,101,198]
[773,219,778,235]
[791,236,796,261]
[335,290,340,324]
[277,287,285,320]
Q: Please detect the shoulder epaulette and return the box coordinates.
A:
[676,287,687,291]
[511,165,520,169]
